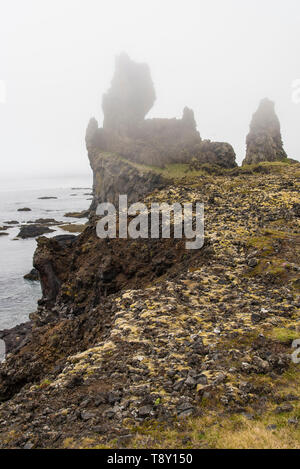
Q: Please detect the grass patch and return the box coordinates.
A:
[60,224,86,233]
[268,327,299,344]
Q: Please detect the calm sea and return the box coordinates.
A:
[0,174,93,360]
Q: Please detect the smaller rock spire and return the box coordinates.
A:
[242,98,287,165]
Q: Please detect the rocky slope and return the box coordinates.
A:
[0,161,299,449]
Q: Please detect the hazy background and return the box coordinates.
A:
[0,0,299,185]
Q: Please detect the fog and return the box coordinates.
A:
[0,0,299,181]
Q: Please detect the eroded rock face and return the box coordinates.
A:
[86,54,237,171]
[88,152,166,210]
[85,54,237,208]
[243,98,287,165]
[33,236,77,306]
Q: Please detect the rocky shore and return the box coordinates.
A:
[0,160,299,449]
[0,55,299,449]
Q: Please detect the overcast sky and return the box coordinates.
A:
[0,0,299,181]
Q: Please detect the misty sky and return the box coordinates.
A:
[0,0,299,180]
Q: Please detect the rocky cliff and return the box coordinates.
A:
[0,161,299,449]
[243,98,288,165]
[86,54,236,211]
[0,55,299,450]
[87,151,166,210]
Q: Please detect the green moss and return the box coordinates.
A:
[269,327,299,344]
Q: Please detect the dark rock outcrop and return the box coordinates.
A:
[24,268,40,281]
[33,219,197,312]
[64,210,90,219]
[17,208,31,212]
[17,225,55,239]
[33,235,77,306]
[243,98,287,165]
[0,322,32,356]
[86,53,237,208]
[88,152,166,210]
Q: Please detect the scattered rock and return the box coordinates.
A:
[248,258,258,268]
[138,405,153,418]
[27,218,62,226]
[17,225,55,239]
[81,411,96,421]
[274,403,294,414]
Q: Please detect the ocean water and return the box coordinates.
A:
[0,175,92,359]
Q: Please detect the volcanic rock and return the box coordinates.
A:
[24,268,40,281]
[17,225,55,239]
[243,98,287,165]
[102,52,156,135]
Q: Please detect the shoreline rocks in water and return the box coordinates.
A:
[0,232,9,236]
[24,268,40,281]
[4,221,19,225]
[17,225,55,239]
[60,224,86,233]
[38,197,58,200]
[27,218,64,226]
[64,210,89,219]
[17,207,31,212]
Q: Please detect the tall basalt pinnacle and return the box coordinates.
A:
[243,98,287,165]
[86,52,237,186]
[102,52,156,136]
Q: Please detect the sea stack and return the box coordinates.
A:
[86,53,237,170]
[242,98,287,165]
[102,52,156,136]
